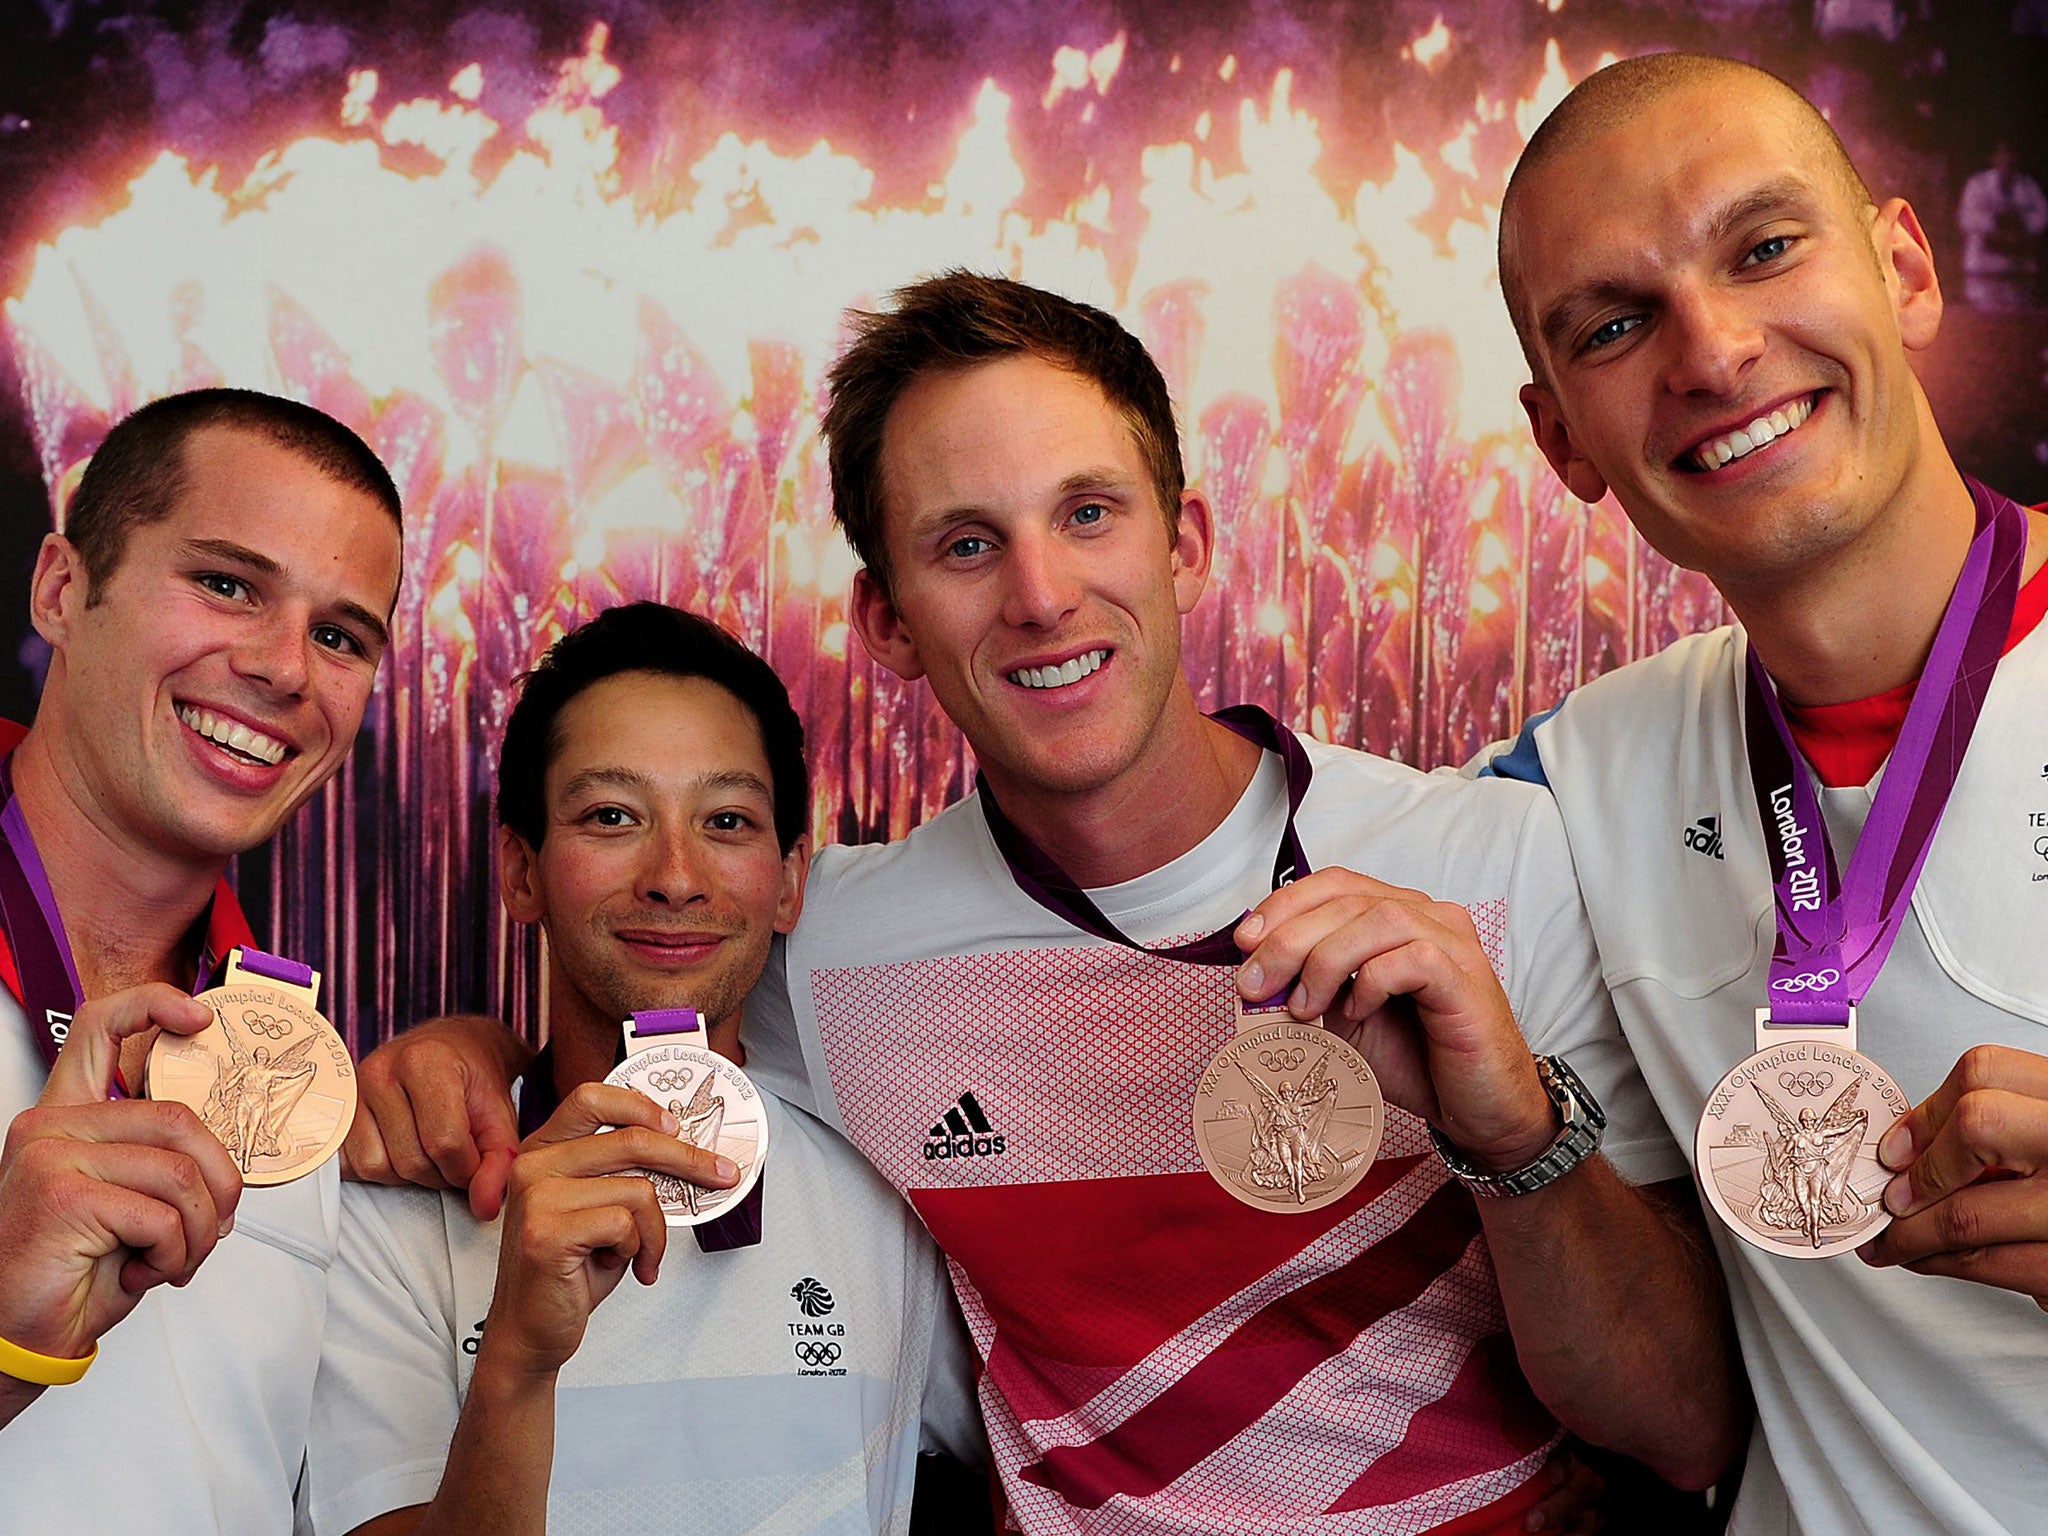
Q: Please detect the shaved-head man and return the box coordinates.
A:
[1481,53,2048,1536]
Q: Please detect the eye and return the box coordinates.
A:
[1741,234,1795,268]
[944,533,993,560]
[584,805,637,829]
[196,572,252,601]
[1582,314,1644,353]
[310,623,365,657]
[707,810,752,833]
[1070,502,1108,527]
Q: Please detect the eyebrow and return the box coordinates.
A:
[1536,174,1821,357]
[554,765,774,804]
[901,467,1139,543]
[182,537,391,652]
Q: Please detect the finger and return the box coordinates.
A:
[468,1145,515,1224]
[1236,869,1422,950]
[399,1065,487,1193]
[1883,1088,2048,1218]
[1858,1175,2048,1267]
[355,1061,444,1191]
[518,1125,738,1190]
[9,1100,243,1232]
[1236,897,1373,1012]
[339,1104,396,1186]
[512,1199,647,1276]
[1880,1044,2048,1171]
[522,1172,671,1286]
[1894,1240,2048,1303]
[41,987,213,1106]
[525,1084,681,1150]
[459,1063,523,1220]
[1524,1450,1604,1533]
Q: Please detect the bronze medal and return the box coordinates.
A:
[604,1010,769,1228]
[1192,1000,1383,1213]
[147,948,356,1186]
[1695,1008,1908,1260]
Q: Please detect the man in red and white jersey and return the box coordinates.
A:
[731,271,1742,1533]
[0,388,526,1532]
[1479,53,2048,1536]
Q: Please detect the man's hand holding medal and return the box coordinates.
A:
[0,985,233,1417]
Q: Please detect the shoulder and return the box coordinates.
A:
[808,796,993,897]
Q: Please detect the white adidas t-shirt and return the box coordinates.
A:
[0,987,338,1534]
[1478,622,2048,1536]
[305,1086,980,1536]
[746,739,1685,1535]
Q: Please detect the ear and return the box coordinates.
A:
[29,534,91,647]
[773,833,812,935]
[497,823,546,926]
[1520,383,1612,505]
[1168,488,1217,618]
[1873,197,1943,354]
[849,568,927,682]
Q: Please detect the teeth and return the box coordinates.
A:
[1693,395,1813,472]
[178,706,288,766]
[1009,649,1109,690]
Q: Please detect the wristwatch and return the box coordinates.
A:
[1429,1055,1607,1198]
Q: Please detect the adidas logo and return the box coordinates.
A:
[924,1091,1007,1160]
[1683,814,1725,860]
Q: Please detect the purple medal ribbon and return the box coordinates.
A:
[1743,476,2029,1026]
[976,704,1314,973]
[0,750,296,1083]
[519,1005,765,1251]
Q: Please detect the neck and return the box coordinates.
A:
[1726,463,2041,707]
[545,966,745,1103]
[981,683,1263,889]
[9,725,220,997]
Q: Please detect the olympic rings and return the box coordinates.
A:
[1777,1070,1834,1097]
[241,1010,291,1039]
[1769,968,1842,994]
[793,1341,842,1368]
[645,1067,696,1092]
[1258,1047,1306,1073]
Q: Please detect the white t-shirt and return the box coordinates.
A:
[1476,622,2048,1536]
[746,739,1685,1535]
[0,986,339,1534]
[305,1085,980,1536]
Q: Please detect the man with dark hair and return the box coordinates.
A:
[306,602,980,1536]
[1478,51,2048,1534]
[0,387,505,1528]
[703,271,1741,1532]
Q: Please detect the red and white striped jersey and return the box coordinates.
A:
[748,738,1685,1534]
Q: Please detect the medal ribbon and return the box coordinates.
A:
[976,704,1314,967]
[0,751,289,1079]
[1744,477,2029,1025]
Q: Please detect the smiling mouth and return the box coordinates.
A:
[1685,393,1819,473]
[1008,649,1110,690]
[177,704,290,767]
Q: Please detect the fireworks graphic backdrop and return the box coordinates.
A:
[4,14,1752,1045]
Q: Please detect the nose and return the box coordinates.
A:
[1001,526,1084,631]
[1660,283,1765,398]
[232,610,311,697]
[638,824,710,908]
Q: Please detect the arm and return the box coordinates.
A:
[1234,868,1743,1489]
[344,1015,534,1220]
[1858,1043,2048,1307]
[0,986,240,1431]
[395,1084,736,1536]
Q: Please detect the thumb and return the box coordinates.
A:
[42,985,213,1106]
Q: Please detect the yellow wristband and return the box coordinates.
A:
[0,1332,96,1387]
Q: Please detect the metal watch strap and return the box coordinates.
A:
[1428,1055,1607,1198]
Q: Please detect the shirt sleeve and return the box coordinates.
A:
[305,1185,464,1533]
[1501,789,1690,1187]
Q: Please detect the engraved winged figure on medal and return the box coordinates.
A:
[1752,1077,1873,1248]
[653,1069,726,1216]
[200,1009,321,1174]
[1238,1050,1342,1205]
